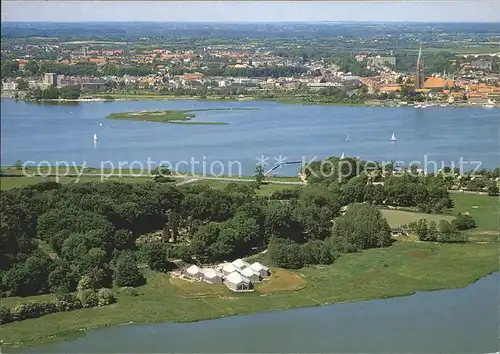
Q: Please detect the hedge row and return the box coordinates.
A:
[0,288,115,325]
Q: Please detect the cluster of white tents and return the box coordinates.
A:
[183,259,270,292]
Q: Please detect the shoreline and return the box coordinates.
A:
[0,242,497,350]
[2,269,497,350]
[5,96,496,109]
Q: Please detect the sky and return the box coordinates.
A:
[2,1,500,23]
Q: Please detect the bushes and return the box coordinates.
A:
[78,289,99,308]
[11,301,56,321]
[97,288,116,306]
[453,213,476,231]
[0,306,13,324]
[1,289,116,326]
[54,293,82,312]
[270,188,300,200]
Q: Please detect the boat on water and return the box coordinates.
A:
[390,133,396,142]
[93,133,98,141]
[340,152,345,159]
[345,134,350,142]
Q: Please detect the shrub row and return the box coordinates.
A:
[0,288,116,325]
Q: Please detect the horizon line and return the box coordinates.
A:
[3,20,499,24]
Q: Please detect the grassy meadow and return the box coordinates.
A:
[0,241,497,349]
[381,209,455,228]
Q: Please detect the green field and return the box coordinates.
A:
[381,209,455,228]
[0,241,497,349]
[0,176,159,190]
[449,194,498,240]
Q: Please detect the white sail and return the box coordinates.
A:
[340,152,345,159]
[93,133,98,141]
[391,133,396,141]
[345,134,350,142]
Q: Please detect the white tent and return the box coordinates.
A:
[250,262,270,278]
[220,263,238,276]
[202,268,222,284]
[224,271,252,291]
[241,266,261,283]
[232,258,250,271]
[185,265,203,280]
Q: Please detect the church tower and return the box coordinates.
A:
[415,44,425,90]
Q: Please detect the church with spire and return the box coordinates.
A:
[415,44,425,90]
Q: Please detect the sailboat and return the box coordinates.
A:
[93,133,98,142]
[390,133,396,142]
[345,134,350,142]
[340,152,345,159]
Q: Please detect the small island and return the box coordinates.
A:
[107,108,254,125]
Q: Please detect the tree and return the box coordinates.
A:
[152,165,173,183]
[268,237,305,269]
[113,251,145,287]
[415,219,428,241]
[142,241,175,271]
[487,183,499,196]
[1,254,53,296]
[254,164,265,187]
[264,203,302,242]
[427,221,438,242]
[58,85,81,99]
[190,222,221,262]
[331,203,392,252]
[300,240,333,265]
[48,261,78,293]
[436,220,467,243]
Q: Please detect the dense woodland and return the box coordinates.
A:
[1,157,478,304]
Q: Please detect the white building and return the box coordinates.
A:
[202,268,222,284]
[232,258,250,271]
[219,263,238,276]
[224,271,252,291]
[241,267,261,283]
[250,262,270,278]
[185,265,203,280]
[2,82,18,91]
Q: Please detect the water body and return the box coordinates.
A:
[1,99,498,176]
[21,272,499,353]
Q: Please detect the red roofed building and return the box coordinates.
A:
[424,77,455,89]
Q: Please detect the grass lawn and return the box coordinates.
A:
[0,241,497,349]
[381,209,455,228]
[256,268,307,294]
[449,194,498,233]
